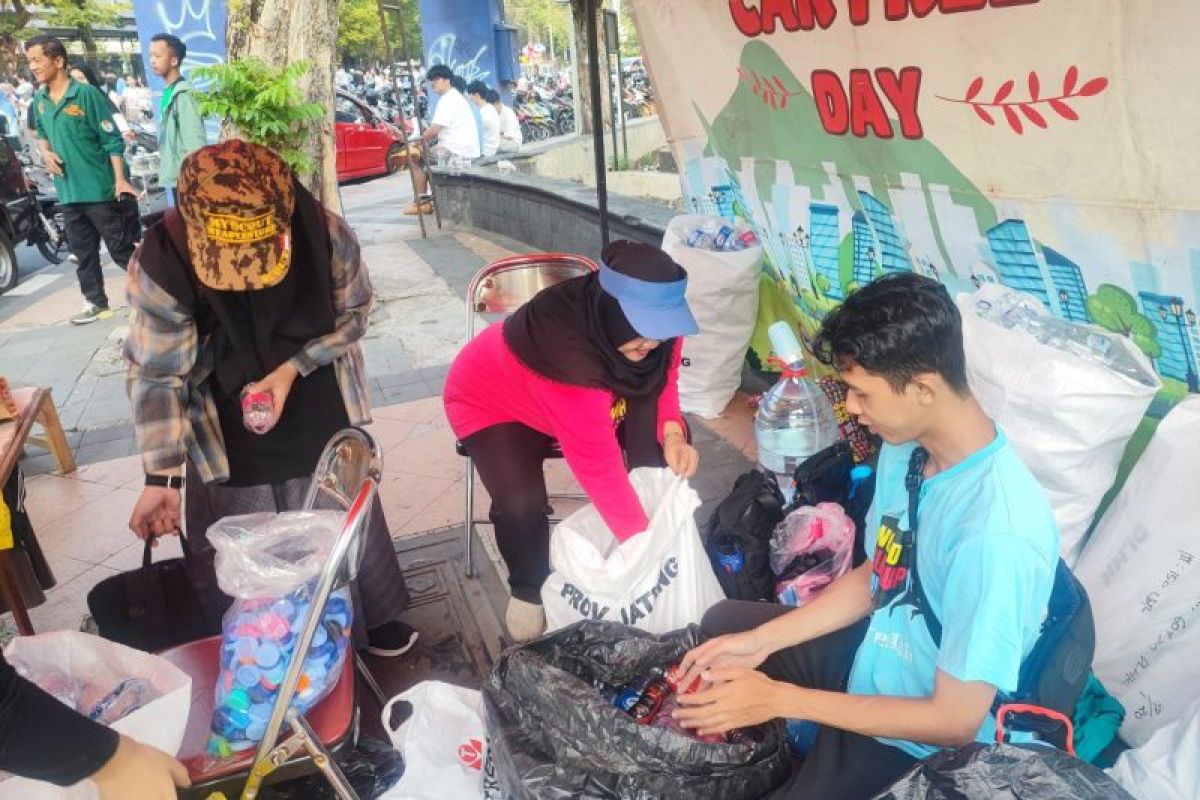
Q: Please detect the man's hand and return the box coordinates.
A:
[128,486,181,543]
[90,734,190,800]
[114,178,141,199]
[673,668,784,735]
[663,436,699,478]
[42,148,63,176]
[675,628,774,691]
[250,360,300,418]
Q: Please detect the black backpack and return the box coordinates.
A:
[703,470,786,602]
[903,447,1095,752]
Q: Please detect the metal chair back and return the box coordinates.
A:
[243,476,379,800]
[465,253,599,339]
[302,427,383,585]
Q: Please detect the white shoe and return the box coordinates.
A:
[505,597,546,643]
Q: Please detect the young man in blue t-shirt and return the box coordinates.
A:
[675,273,1059,798]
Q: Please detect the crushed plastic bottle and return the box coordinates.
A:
[684,219,758,252]
[754,321,838,502]
[974,290,1157,387]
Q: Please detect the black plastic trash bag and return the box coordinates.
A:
[873,743,1135,800]
[261,736,404,799]
[484,621,791,799]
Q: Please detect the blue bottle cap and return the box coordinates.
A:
[255,643,280,668]
[236,665,261,687]
[248,702,273,723]
[248,684,272,703]
[271,599,295,619]
[235,639,257,660]
[228,708,251,729]
[312,626,328,647]
[245,722,267,741]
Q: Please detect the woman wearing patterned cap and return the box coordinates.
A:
[444,240,701,641]
[124,140,417,658]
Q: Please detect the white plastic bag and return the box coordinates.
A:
[208,510,348,598]
[957,286,1160,563]
[542,468,725,635]
[0,631,191,800]
[1075,397,1200,747]
[662,214,762,418]
[1107,696,1200,800]
[379,681,487,800]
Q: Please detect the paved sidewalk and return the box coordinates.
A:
[1,173,532,475]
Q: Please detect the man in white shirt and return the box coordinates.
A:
[490,90,522,154]
[405,64,480,216]
[467,80,500,157]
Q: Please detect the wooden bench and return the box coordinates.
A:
[0,387,75,634]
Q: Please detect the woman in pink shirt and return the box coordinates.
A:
[444,241,701,640]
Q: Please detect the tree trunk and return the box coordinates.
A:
[225,0,341,213]
[571,0,612,137]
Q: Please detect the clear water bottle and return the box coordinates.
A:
[755,321,838,502]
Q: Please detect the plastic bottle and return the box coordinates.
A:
[754,321,838,503]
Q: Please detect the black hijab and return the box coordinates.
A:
[503,241,684,468]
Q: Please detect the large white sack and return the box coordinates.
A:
[958,286,1159,563]
[542,467,724,635]
[1075,397,1200,747]
[662,214,762,418]
[0,631,191,800]
[1107,696,1200,800]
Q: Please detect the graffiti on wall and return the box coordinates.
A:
[428,33,491,85]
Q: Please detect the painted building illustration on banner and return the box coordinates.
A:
[633,1,1200,414]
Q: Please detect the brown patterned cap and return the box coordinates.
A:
[177,140,295,291]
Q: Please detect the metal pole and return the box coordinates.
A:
[608,48,618,172]
[377,0,426,238]
[615,21,629,167]
[585,0,610,246]
[387,0,442,230]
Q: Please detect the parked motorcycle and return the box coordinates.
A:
[0,129,68,294]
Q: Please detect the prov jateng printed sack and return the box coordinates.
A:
[542,468,725,635]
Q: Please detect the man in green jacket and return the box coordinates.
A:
[26,35,140,325]
[148,33,207,204]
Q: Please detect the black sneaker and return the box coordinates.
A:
[365,621,419,657]
[70,303,113,325]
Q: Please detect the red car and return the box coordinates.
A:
[335,92,411,182]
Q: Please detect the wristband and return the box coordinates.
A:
[144,474,183,489]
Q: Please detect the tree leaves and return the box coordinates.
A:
[193,58,326,174]
[1085,284,1163,360]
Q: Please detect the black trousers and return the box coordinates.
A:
[702,601,918,800]
[463,422,557,604]
[62,200,136,308]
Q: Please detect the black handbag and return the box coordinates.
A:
[86,532,230,652]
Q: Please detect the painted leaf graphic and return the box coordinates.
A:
[1063,65,1079,94]
[974,105,995,125]
[1003,106,1023,134]
[1020,104,1048,128]
[1078,77,1108,97]
[1027,72,1040,101]
[993,80,1014,103]
[965,76,985,101]
[1049,99,1079,120]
